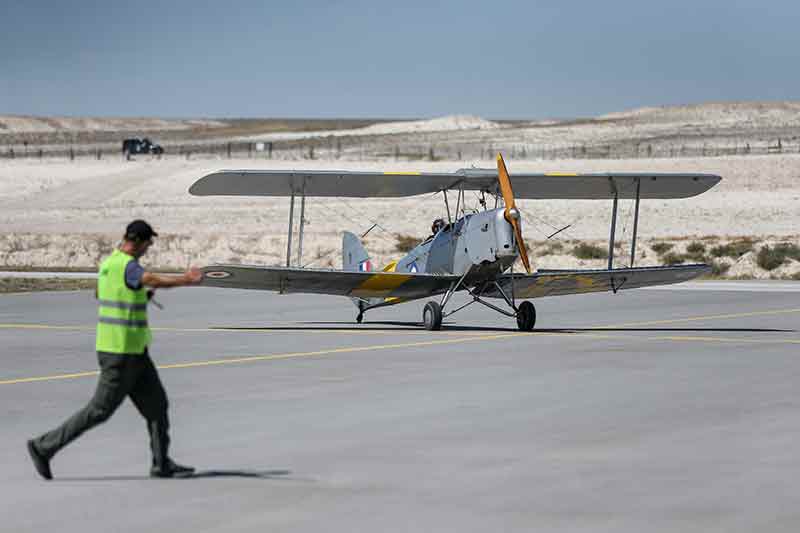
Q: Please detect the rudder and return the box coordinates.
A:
[343,231,371,272]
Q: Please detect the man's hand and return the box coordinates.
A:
[142,267,203,289]
[183,267,203,284]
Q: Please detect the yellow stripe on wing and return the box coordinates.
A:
[350,273,412,298]
[383,172,421,175]
[545,172,578,176]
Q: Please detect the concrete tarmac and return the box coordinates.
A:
[1,282,799,532]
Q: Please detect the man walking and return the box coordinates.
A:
[27,220,203,479]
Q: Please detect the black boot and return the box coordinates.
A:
[27,440,53,480]
[150,458,195,478]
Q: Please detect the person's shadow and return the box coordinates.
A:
[56,468,293,481]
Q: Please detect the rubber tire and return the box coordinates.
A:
[516,301,536,331]
[423,301,443,331]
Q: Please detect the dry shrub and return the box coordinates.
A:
[395,234,419,253]
[757,243,800,270]
[541,241,564,255]
[651,242,674,255]
[661,252,686,265]
[685,241,707,262]
[710,239,754,259]
[710,261,730,277]
[572,242,607,260]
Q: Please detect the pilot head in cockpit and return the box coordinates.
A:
[430,218,446,236]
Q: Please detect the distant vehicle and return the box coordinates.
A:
[122,138,164,157]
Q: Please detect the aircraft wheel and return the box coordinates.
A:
[423,301,443,331]
[516,301,536,331]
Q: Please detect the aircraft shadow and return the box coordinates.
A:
[211,322,795,334]
[213,321,518,332]
[56,469,292,482]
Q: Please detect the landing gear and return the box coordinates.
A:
[516,301,536,331]
[423,301,443,331]
[356,301,364,323]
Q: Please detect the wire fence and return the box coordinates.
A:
[1,136,799,162]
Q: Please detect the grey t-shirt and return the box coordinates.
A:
[125,259,145,290]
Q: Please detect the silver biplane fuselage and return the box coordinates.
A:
[397,208,516,278]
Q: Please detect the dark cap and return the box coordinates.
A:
[124,219,158,242]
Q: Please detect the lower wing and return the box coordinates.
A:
[484,264,710,299]
[199,264,459,300]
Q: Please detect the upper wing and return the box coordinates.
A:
[483,264,710,299]
[190,170,459,198]
[457,170,722,199]
[189,169,721,199]
[199,264,458,299]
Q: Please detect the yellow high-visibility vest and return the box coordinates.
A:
[95,249,151,354]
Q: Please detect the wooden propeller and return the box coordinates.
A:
[497,153,531,274]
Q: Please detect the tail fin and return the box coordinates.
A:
[343,231,371,272]
[343,231,372,310]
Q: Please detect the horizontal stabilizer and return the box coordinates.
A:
[485,264,711,299]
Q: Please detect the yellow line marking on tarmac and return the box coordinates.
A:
[606,307,800,328]
[648,335,800,345]
[3,328,799,386]
[0,332,528,386]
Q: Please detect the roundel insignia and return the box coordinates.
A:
[205,270,232,279]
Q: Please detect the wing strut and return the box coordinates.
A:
[286,190,295,267]
[630,177,641,267]
[284,185,308,268]
[297,186,306,266]
[607,178,618,270]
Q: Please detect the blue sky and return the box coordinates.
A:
[2,0,798,119]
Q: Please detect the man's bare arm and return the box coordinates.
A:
[141,267,202,289]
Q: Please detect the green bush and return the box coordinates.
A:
[757,243,800,270]
[710,239,754,258]
[572,242,608,260]
[651,242,674,255]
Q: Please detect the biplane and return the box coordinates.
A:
[189,154,721,331]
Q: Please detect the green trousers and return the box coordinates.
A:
[33,349,171,467]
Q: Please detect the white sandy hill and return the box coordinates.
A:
[235,115,504,142]
[352,115,503,135]
[0,115,226,134]
[599,101,800,128]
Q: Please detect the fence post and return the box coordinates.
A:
[70,147,74,161]
[268,142,273,159]
[227,142,232,158]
